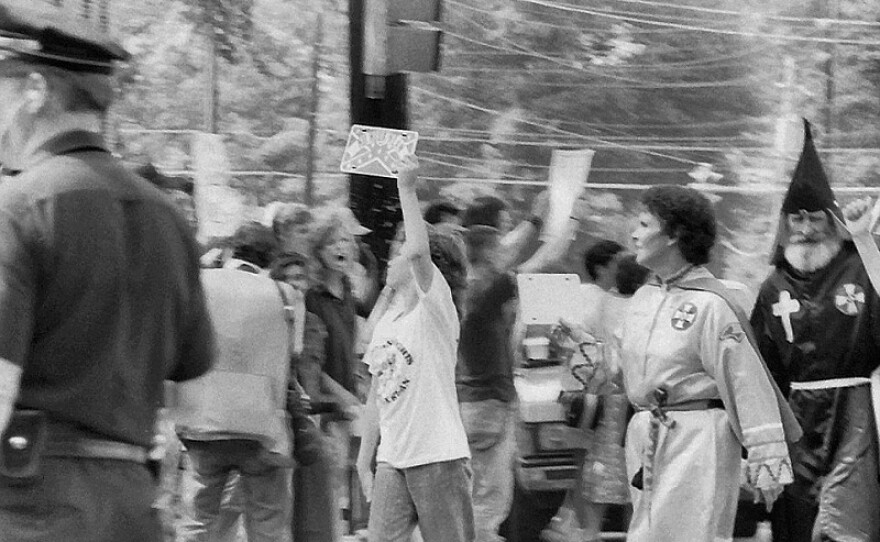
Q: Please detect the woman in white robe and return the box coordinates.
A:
[562,185,800,542]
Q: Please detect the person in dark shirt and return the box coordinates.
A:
[305,209,365,536]
[0,6,215,541]
[458,194,578,542]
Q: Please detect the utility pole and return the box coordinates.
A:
[205,24,219,134]
[304,11,324,207]
[348,0,443,266]
[348,0,408,267]
[823,0,840,140]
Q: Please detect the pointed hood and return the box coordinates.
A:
[780,119,842,219]
[770,119,846,265]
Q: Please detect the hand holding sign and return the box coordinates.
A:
[340,124,419,179]
[396,154,419,190]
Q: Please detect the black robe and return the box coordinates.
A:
[751,243,880,542]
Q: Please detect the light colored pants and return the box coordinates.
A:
[459,400,518,542]
[182,439,291,542]
[368,459,474,542]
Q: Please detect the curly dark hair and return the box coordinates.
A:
[641,185,716,266]
[231,221,279,269]
[584,239,625,281]
[462,196,508,229]
[426,223,468,318]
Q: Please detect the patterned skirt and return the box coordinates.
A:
[580,393,630,505]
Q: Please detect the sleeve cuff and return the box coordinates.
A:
[745,442,794,489]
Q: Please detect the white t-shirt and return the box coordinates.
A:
[364,264,470,468]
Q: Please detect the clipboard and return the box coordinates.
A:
[516,273,583,325]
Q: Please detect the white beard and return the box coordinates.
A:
[784,237,843,273]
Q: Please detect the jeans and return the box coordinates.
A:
[460,400,518,542]
[0,457,161,542]
[182,439,291,542]
[368,459,474,542]
[294,437,339,542]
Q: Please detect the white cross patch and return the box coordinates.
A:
[772,290,800,344]
[671,302,698,330]
[834,283,865,316]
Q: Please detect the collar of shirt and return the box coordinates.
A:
[223,258,264,275]
[20,130,109,172]
[649,264,709,289]
[312,276,352,301]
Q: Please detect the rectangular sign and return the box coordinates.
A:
[340,124,419,179]
[544,148,594,241]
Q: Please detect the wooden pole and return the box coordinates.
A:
[348,0,407,269]
[304,11,324,206]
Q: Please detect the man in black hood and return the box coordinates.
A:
[750,120,880,542]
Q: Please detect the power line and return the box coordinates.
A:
[425,70,762,89]
[419,150,692,172]
[515,0,880,45]
[442,30,661,84]
[446,0,695,34]
[418,130,762,141]
[409,86,705,164]
[450,15,716,86]
[442,44,766,71]
[602,0,880,27]
[416,133,880,156]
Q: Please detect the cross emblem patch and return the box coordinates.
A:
[671,302,698,330]
[834,283,865,316]
[772,290,801,344]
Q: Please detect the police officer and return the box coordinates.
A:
[0,4,215,541]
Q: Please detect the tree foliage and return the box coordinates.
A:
[110,0,880,288]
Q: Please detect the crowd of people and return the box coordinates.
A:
[0,5,879,542]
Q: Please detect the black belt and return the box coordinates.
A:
[44,439,149,464]
[636,398,724,412]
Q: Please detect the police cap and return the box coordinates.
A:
[0,2,130,75]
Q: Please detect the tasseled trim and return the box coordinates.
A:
[746,456,793,489]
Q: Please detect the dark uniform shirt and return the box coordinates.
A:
[456,272,518,403]
[0,131,215,448]
[306,279,357,394]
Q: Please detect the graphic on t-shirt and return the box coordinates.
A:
[366,339,414,403]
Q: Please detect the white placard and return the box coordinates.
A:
[543,149,594,240]
[516,273,583,325]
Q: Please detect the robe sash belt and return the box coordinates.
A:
[790,377,870,390]
[632,390,725,493]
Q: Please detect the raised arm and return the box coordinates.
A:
[498,191,548,271]
[837,198,880,295]
[396,156,433,293]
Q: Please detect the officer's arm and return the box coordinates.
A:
[0,193,37,434]
[0,360,21,434]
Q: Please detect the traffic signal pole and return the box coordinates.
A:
[348,0,407,268]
